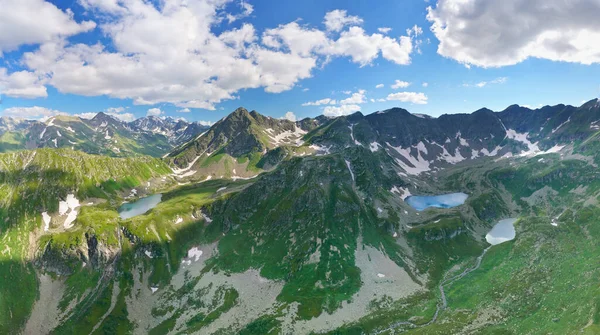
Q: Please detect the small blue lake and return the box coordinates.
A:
[119,194,162,219]
[405,192,468,211]
[485,218,517,245]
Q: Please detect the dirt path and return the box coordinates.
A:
[376,246,491,334]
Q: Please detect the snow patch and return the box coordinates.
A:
[187,247,203,261]
[201,211,213,223]
[42,212,51,231]
[552,117,571,133]
[348,124,361,146]
[506,129,540,156]
[266,126,307,146]
[391,186,411,200]
[480,146,502,157]
[59,194,80,229]
[310,144,332,156]
[386,143,431,175]
[345,160,355,182]
[369,142,380,152]
[533,145,565,156]
[171,150,208,175]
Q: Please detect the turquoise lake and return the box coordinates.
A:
[118,194,162,219]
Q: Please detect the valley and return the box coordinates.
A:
[1,101,600,334]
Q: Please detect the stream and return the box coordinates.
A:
[377,218,518,333]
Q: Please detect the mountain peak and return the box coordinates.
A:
[91,112,120,124]
[580,98,600,110]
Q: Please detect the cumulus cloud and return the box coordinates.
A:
[391,80,411,89]
[324,9,363,32]
[378,27,392,34]
[106,107,126,113]
[147,108,163,117]
[0,0,95,55]
[340,89,366,104]
[0,69,47,98]
[422,82,429,87]
[323,104,361,117]
[302,98,337,106]
[1,106,66,119]
[262,22,329,56]
[329,27,413,66]
[198,120,214,126]
[375,84,384,89]
[313,89,366,117]
[427,0,600,67]
[3,1,418,110]
[75,112,98,119]
[109,112,136,122]
[386,92,428,104]
[177,108,191,113]
[283,111,297,121]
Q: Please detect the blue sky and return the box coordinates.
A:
[1,0,600,123]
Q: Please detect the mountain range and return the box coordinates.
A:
[1,99,600,334]
[0,113,210,157]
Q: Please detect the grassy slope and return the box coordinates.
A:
[0,149,170,333]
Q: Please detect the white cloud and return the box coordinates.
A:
[177,108,191,113]
[427,0,600,67]
[422,82,429,87]
[226,0,254,23]
[391,80,411,89]
[323,104,361,117]
[262,22,329,57]
[329,27,413,66]
[464,77,508,88]
[106,107,125,113]
[0,0,95,55]
[198,120,214,126]
[75,112,98,119]
[386,92,428,104]
[378,27,392,34]
[283,111,297,121]
[324,9,363,32]
[0,69,47,98]
[406,25,423,38]
[302,98,336,106]
[340,89,366,104]
[1,106,66,119]
[147,108,163,117]
[318,89,366,116]
[5,1,417,111]
[108,112,136,122]
[375,84,384,89]
[302,88,309,92]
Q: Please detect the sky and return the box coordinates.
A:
[1,0,600,124]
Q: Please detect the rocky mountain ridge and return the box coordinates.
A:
[166,99,600,180]
[0,112,210,157]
